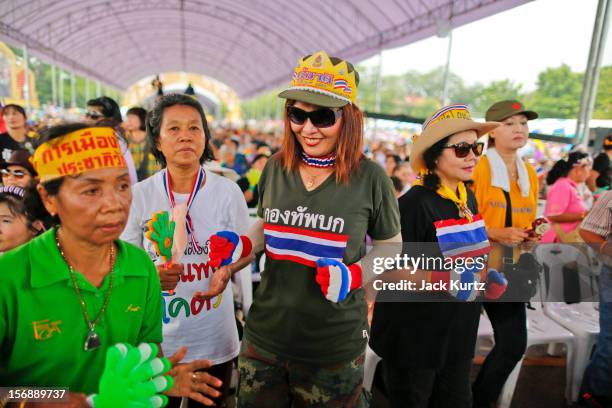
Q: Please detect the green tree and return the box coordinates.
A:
[528,64,583,119]
[467,80,524,117]
[593,65,611,119]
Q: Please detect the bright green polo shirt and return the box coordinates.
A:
[0,228,163,394]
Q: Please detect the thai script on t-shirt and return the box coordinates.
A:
[263,206,348,268]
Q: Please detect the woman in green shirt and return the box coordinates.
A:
[0,123,221,406]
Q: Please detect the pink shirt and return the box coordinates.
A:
[542,177,587,243]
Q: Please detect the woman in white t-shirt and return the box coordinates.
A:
[122,94,249,408]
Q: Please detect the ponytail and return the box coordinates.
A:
[546,160,571,186]
[546,151,590,186]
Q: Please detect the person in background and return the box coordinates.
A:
[237,154,269,208]
[221,138,248,176]
[392,161,415,196]
[0,149,37,189]
[255,142,272,157]
[385,153,401,177]
[578,191,612,407]
[587,134,611,195]
[389,175,403,198]
[577,190,611,408]
[124,106,161,180]
[0,104,6,134]
[0,186,40,253]
[542,152,592,243]
[570,146,595,210]
[0,104,36,165]
[84,96,138,184]
[470,100,540,408]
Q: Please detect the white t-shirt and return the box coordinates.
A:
[121,168,249,364]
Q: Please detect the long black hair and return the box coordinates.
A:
[126,107,147,131]
[546,151,590,186]
[146,93,215,167]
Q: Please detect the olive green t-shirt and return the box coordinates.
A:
[245,158,400,364]
[0,228,163,394]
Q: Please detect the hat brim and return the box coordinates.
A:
[278,88,348,108]
[492,110,539,121]
[410,119,499,172]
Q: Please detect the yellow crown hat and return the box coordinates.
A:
[279,50,358,108]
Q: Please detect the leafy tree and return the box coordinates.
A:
[593,65,611,119]
[528,64,582,118]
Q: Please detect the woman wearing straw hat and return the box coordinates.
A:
[370,104,506,407]
[200,50,401,407]
[470,100,541,407]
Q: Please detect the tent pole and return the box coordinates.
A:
[51,64,57,107]
[575,0,611,148]
[441,30,453,106]
[22,45,30,110]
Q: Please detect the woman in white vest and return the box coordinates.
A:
[122,93,250,408]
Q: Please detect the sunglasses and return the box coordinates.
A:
[85,111,105,119]
[287,106,342,128]
[1,169,27,179]
[443,142,484,158]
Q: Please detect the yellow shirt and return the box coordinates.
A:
[471,155,539,267]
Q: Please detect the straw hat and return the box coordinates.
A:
[410,104,499,172]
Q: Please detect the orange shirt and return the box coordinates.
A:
[471,155,539,267]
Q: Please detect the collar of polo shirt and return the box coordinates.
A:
[29,228,149,289]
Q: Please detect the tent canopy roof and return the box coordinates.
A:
[0,0,529,97]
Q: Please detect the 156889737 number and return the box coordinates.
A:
[1,387,69,402]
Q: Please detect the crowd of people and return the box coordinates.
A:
[0,49,610,408]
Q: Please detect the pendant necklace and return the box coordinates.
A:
[56,229,115,351]
[301,151,336,189]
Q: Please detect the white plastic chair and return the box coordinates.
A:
[496,306,575,408]
[542,302,599,402]
[534,244,600,402]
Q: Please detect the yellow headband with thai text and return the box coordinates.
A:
[31,127,127,182]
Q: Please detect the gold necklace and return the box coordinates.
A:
[301,165,333,190]
[56,229,115,351]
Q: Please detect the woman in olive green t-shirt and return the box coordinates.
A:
[202,51,401,408]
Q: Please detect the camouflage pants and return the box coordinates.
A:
[237,336,365,408]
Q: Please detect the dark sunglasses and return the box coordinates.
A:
[443,142,484,158]
[287,106,342,128]
[1,169,27,179]
[85,111,105,119]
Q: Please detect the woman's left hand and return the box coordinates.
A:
[193,266,232,300]
[165,347,223,406]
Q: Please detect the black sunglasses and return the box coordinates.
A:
[443,142,484,158]
[1,169,27,179]
[287,106,342,128]
[85,111,105,119]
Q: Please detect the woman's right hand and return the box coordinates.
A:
[166,347,223,406]
[488,227,529,245]
[157,263,184,291]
